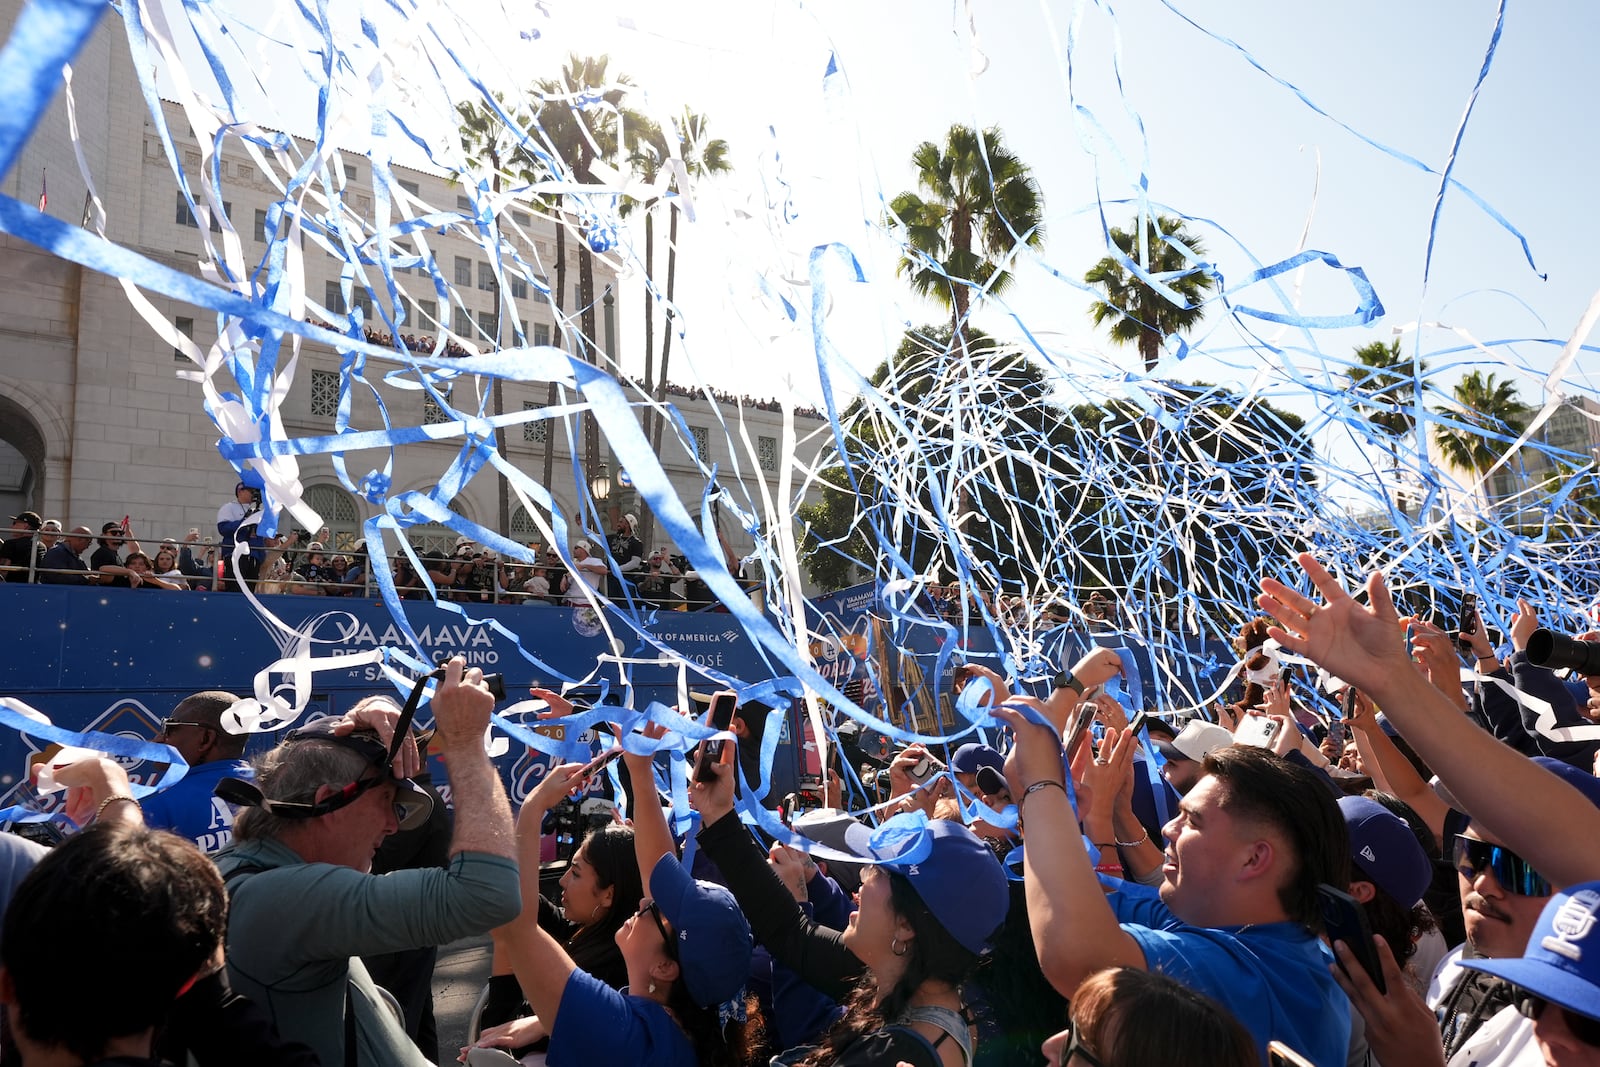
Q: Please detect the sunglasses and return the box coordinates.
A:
[639,898,677,960]
[158,719,213,735]
[1054,1021,1107,1067]
[1453,837,1553,898]
[1516,991,1600,1047]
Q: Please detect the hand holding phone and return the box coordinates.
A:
[1319,883,1386,994]
[694,690,739,784]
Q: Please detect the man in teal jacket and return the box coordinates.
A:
[216,657,520,1067]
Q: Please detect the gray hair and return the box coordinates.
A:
[233,737,371,842]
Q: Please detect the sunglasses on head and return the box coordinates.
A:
[1516,991,1600,1047]
[1453,836,1553,897]
[639,898,677,960]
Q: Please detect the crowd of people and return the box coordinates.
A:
[5,550,1600,1065]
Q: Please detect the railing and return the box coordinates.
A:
[1,522,766,610]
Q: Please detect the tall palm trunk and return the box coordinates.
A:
[541,224,566,493]
[489,166,510,538]
[648,203,680,467]
[576,147,601,500]
[639,207,657,550]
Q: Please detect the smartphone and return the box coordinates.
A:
[694,690,738,784]
[1127,710,1150,736]
[1267,1042,1317,1067]
[578,747,623,781]
[1329,688,1355,751]
[1318,883,1386,994]
[906,754,944,784]
[1456,592,1479,651]
[1064,701,1097,759]
[1233,714,1281,748]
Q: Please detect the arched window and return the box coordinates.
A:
[406,522,458,558]
[303,484,361,552]
[510,505,542,548]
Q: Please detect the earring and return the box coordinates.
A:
[590,901,606,923]
[648,981,657,995]
[891,937,908,957]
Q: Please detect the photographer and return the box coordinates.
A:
[1465,598,1599,771]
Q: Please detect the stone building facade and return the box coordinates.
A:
[0,0,825,572]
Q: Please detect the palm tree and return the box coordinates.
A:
[1432,371,1532,492]
[456,93,536,538]
[1085,214,1215,372]
[640,110,730,550]
[532,55,634,494]
[1345,339,1429,441]
[889,125,1044,346]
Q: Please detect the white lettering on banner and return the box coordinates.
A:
[336,621,496,648]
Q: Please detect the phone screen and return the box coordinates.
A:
[695,691,738,784]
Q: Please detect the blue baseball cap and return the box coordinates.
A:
[1339,795,1432,909]
[649,853,753,1009]
[950,743,1005,777]
[844,813,1009,954]
[1459,883,1600,1023]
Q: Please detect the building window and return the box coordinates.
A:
[355,194,372,216]
[531,278,550,305]
[310,369,339,418]
[510,505,539,540]
[452,307,472,337]
[522,402,548,443]
[511,209,531,227]
[324,280,344,314]
[758,435,778,473]
[456,194,472,212]
[175,193,229,232]
[574,285,583,309]
[478,261,495,291]
[533,323,551,347]
[454,256,471,286]
[254,208,269,242]
[423,394,450,424]
[173,316,194,361]
[510,273,527,300]
[351,288,373,321]
[303,484,362,552]
[344,162,358,180]
[691,425,710,464]
[477,309,497,338]
[398,179,420,197]
[418,298,438,325]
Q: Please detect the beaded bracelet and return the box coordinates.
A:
[94,794,140,822]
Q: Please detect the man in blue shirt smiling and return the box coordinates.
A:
[997,704,1352,1067]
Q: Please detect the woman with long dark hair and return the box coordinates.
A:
[471,819,645,1052]
[691,744,1010,1066]
[472,741,764,1067]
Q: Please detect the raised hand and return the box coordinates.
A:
[1258,554,1413,699]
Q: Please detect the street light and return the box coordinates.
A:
[591,462,610,502]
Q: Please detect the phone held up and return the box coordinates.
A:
[1318,883,1386,994]
[694,690,739,784]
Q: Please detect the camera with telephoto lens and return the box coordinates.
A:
[1525,628,1600,676]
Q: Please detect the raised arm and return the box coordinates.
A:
[1260,554,1600,888]
[995,703,1145,998]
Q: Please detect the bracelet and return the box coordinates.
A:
[95,794,139,821]
[1114,829,1149,849]
[1021,780,1066,807]
[1091,842,1118,851]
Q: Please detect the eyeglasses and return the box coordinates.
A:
[1453,837,1553,897]
[1056,1022,1107,1067]
[639,898,677,960]
[1515,991,1600,1047]
[158,719,213,736]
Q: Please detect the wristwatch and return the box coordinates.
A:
[1053,670,1086,696]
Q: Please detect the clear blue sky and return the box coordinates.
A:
[185,0,1600,418]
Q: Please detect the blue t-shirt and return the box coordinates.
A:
[1110,881,1349,1067]
[140,758,253,854]
[546,968,697,1067]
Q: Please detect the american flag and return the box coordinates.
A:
[37,168,46,212]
